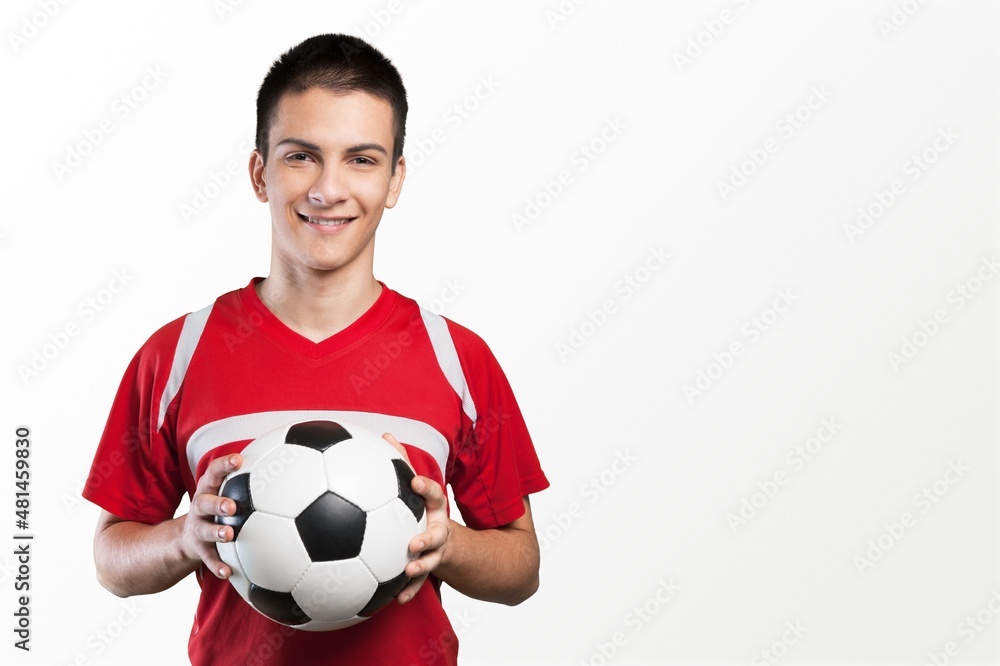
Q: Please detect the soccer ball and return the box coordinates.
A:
[215,419,426,631]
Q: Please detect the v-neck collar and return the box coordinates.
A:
[237,277,397,359]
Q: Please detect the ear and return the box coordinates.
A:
[385,155,406,209]
[249,149,268,202]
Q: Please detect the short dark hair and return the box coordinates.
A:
[255,34,407,168]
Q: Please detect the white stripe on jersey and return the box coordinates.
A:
[419,307,478,424]
[157,303,214,431]
[186,410,450,482]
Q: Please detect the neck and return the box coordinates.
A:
[256,266,382,343]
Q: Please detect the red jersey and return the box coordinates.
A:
[83,279,548,666]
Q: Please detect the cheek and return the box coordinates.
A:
[269,168,312,201]
[354,178,391,208]
[268,196,300,231]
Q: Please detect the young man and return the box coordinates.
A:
[83,34,548,665]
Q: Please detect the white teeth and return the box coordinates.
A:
[305,215,349,226]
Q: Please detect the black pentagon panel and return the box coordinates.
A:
[249,584,310,626]
[359,571,409,618]
[216,473,253,538]
[285,420,352,452]
[392,459,425,522]
[295,491,367,561]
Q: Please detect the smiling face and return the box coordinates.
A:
[249,87,405,282]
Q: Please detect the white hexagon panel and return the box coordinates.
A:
[235,512,311,593]
[249,444,327,518]
[293,559,377,622]
[322,438,403,511]
[361,499,426,582]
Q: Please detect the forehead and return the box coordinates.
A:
[269,87,395,147]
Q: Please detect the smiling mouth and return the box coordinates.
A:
[298,212,355,227]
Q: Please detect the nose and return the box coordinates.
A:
[308,164,349,207]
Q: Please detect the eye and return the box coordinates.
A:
[286,152,313,162]
[351,156,376,166]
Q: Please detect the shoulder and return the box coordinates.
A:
[389,288,498,364]
[442,317,496,371]
[132,284,242,367]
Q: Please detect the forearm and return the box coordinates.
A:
[94,515,200,597]
[434,519,540,606]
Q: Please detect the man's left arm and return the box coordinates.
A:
[410,496,539,605]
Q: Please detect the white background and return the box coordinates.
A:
[3,1,998,664]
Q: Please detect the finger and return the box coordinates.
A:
[411,475,446,507]
[397,573,427,604]
[197,454,243,495]
[199,542,233,579]
[191,491,236,521]
[381,433,411,464]
[405,548,443,578]
[209,521,235,543]
[427,521,450,549]
[408,522,448,554]
[408,532,428,555]
[190,513,235,544]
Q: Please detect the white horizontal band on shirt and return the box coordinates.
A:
[157,303,214,431]
[186,410,450,482]
[419,308,478,425]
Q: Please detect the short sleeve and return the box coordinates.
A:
[82,322,188,524]
[446,323,549,530]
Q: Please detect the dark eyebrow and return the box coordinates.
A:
[274,138,388,156]
[274,137,321,152]
[345,142,388,156]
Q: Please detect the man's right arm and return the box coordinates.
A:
[93,454,243,597]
